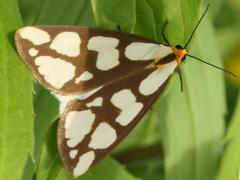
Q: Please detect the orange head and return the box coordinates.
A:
[172,45,188,64]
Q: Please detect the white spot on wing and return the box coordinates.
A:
[111,89,136,109]
[69,149,78,159]
[88,36,119,70]
[28,48,39,56]
[73,151,95,177]
[111,89,143,126]
[19,27,50,45]
[75,71,93,84]
[115,104,143,126]
[125,43,173,61]
[88,122,117,149]
[65,110,95,148]
[139,61,177,96]
[35,56,75,89]
[87,97,103,107]
[50,32,81,57]
[125,42,159,60]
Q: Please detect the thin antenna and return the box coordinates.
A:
[162,21,171,46]
[184,4,210,49]
[186,54,237,77]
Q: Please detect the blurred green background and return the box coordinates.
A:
[0,0,239,180]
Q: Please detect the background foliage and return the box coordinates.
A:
[0,0,239,180]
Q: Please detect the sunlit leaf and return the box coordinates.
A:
[0,0,34,179]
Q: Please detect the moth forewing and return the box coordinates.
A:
[15,26,169,96]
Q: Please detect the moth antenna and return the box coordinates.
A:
[186,54,237,77]
[162,21,171,46]
[184,4,209,49]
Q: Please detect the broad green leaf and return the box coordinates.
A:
[90,0,135,31]
[36,121,61,180]
[157,16,225,180]
[124,159,164,180]
[33,86,59,158]
[91,0,201,43]
[0,0,34,180]
[216,93,240,180]
[19,0,95,26]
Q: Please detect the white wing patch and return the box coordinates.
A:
[139,61,177,96]
[87,36,119,71]
[50,32,81,57]
[65,110,95,147]
[28,48,39,56]
[88,122,117,149]
[73,151,95,177]
[115,103,143,126]
[69,149,78,159]
[75,71,93,84]
[19,27,50,45]
[35,56,75,89]
[125,42,159,60]
[111,89,143,126]
[86,97,103,107]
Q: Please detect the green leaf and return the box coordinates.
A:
[90,0,135,31]
[19,0,95,26]
[91,0,201,44]
[0,0,34,179]
[33,86,59,158]
[216,93,240,180]
[157,15,225,180]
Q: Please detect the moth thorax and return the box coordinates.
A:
[172,47,187,63]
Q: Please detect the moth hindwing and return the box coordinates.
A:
[15,26,178,177]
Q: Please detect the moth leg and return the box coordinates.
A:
[117,25,122,31]
[176,67,184,92]
[162,21,171,46]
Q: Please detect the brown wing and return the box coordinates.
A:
[15,26,170,96]
[57,60,177,177]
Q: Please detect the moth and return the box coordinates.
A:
[15,5,234,177]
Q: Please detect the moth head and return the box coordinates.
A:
[172,45,187,64]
